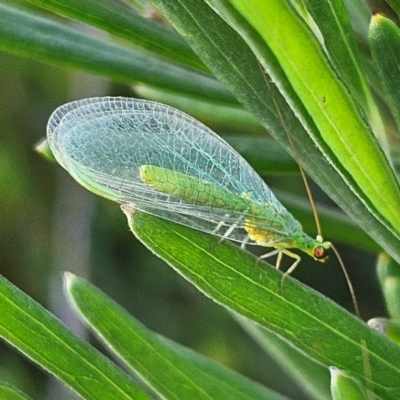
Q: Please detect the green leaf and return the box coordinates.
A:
[125,209,400,399]
[0,275,151,400]
[299,0,388,150]
[385,0,400,18]
[0,382,32,400]
[343,0,370,41]
[297,0,369,103]
[149,0,400,267]
[330,367,368,400]
[369,14,400,134]
[66,273,289,400]
[224,138,299,175]
[0,3,234,104]
[24,0,206,71]
[236,316,331,400]
[368,318,400,346]
[221,0,380,158]
[209,0,400,253]
[377,253,400,319]
[134,85,263,133]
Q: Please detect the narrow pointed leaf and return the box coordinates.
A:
[343,0,370,40]
[0,382,32,400]
[35,137,57,163]
[0,275,151,400]
[377,253,400,319]
[302,0,371,104]
[0,3,233,104]
[66,273,288,400]
[298,0,369,104]
[299,0,388,150]
[368,318,400,345]
[25,0,206,71]
[385,0,400,18]
[236,316,331,400]
[370,14,400,133]
[149,0,400,265]
[125,210,400,399]
[330,367,368,400]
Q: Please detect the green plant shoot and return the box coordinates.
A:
[46,96,330,273]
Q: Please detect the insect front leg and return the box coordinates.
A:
[281,250,301,278]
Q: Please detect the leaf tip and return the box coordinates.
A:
[35,137,56,163]
[330,366,367,399]
[370,12,385,28]
[64,272,77,290]
[368,317,386,334]
[121,204,136,219]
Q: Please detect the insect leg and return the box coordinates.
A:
[221,219,240,240]
[254,248,301,289]
[208,214,243,251]
[281,250,301,278]
[256,248,282,265]
[275,250,301,293]
[276,252,283,269]
[213,218,228,235]
[214,214,245,243]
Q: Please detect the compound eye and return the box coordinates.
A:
[314,246,326,260]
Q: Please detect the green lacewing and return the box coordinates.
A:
[46,96,330,272]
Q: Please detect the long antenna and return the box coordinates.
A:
[259,65,360,316]
[331,244,360,318]
[273,101,322,236]
[258,64,322,235]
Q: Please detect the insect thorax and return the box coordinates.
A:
[244,216,330,262]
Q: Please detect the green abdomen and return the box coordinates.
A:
[140,165,251,211]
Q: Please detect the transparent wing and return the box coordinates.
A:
[47,97,300,244]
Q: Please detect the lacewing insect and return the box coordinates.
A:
[46,96,331,274]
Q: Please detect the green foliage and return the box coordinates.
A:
[1,0,400,399]
[0,382,33,400]
[66,272,287,400]
[125,210,400,399]
[330,367,367,400]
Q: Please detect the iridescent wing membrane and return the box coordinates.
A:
[47,97,300,246]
